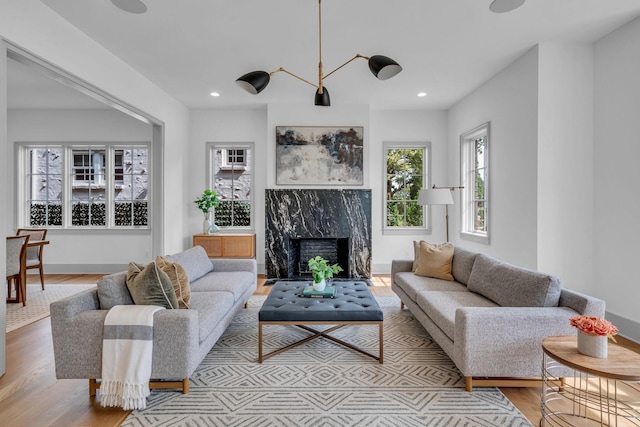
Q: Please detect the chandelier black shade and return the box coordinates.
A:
[314,87,331,107]
[235,0,402,106]
[235,71,270,95]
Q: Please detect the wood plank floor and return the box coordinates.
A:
[1,274,638,426]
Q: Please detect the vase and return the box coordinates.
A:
[207,223,220,234]
[203,215,211,234]
[313,279,326,291]
[577,330,608,358]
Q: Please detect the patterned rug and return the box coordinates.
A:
[6,284,96,332]
[122,296,532,426]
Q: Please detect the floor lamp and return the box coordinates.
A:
[418,187,454,242]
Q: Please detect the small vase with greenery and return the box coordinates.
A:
[308,256,343,291]
[194,189,219,234]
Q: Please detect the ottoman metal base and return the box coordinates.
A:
[258,321,384,363]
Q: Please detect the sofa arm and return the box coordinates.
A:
[391,259,413,282]
[454,306,579,378]
[211,258,257,275]
[150,309,200,379]
[559,288,605,317]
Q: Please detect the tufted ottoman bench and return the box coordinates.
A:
[258,281,384,363]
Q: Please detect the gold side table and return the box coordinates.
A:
[541,335,640,426]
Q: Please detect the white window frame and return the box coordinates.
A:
[206,142,254,231]
[221,148,247,170]
[383,141,431,236]
[460,123,490,244]
[17,142,151,229]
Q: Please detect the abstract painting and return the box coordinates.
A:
[276,126,364,185]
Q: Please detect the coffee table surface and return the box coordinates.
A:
[259,281,383,323]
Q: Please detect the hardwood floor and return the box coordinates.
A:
[1,274,638,426]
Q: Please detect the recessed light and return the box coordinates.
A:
[210,92,220,97]
[417,92,427,97]
[490,0,525,13]
[112,0,147,14]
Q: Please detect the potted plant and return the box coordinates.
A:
[308,256,343,291]
[194,189,219,234]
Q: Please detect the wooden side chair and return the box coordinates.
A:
[16,228,47,290]
[7,234,30,306]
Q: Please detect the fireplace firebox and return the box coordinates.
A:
[288,237,350,279]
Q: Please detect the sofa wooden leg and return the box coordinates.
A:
[244,302,248,309]
[89,378,99,397]
[465,376,473,392]
[182,378,189,394]
[400,301,405,310]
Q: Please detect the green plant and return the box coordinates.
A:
[308,256,343,284]
[194,189,219,216]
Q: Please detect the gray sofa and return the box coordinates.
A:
[391,246,605,391]
[50,245,257,395]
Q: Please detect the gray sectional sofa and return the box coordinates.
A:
[391,246,605,391]
[50,245,257,395]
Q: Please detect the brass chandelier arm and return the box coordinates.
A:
[323,54,369,80]
[270,67,319,89]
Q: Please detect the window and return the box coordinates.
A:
[19,143,149,228]
[384,143,430,233]
[460,123,489,242]
[207,143,253,228]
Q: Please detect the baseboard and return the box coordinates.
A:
[605,311,640,344]
[39,264,126,274]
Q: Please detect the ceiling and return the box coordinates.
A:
[10,0,640,110]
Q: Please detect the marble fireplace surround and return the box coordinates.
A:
[265,189,372,279]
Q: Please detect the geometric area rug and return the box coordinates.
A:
[6,283,96,332]
[122,296,532,426]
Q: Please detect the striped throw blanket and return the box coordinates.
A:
[101,304,165,410]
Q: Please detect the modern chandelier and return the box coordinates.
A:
[235,0,402,106]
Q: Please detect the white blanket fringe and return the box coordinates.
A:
[101,304,165,410]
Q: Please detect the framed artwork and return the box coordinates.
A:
[276,126,364,185]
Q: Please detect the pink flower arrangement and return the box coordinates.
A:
[570,315,618,342]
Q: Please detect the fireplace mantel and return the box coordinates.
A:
[265,189,371,279]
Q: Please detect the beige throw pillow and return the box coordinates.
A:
[414,241,454,281]
[126,261,179,309]
[412,240,424,272]
[156,255,191,309]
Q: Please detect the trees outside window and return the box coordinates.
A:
[460,123,489,242]
[385,143,429,232]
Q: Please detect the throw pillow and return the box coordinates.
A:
[126,261,179,309]
[155,255,191,309]
[413,241,454,281]
[412,240,425,272]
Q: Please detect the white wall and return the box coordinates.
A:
[8,109,154,271]
[593,17,640,339]
[370,109,448,271]
[447,47,540,269]
[537,43,595,295]
[188,107,267,258]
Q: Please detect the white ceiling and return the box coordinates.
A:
[11,0,640,110]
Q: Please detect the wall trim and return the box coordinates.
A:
[605,311,640,344]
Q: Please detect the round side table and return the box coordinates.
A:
[541,335,640,426]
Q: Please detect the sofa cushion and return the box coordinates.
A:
[414,241,454,281]
[189,271,256,301]
[394,272,468,301]
[166,246,214,282]
[188,291,235,343]
[156,255,191,309]
[467,254,562,307]
[97,271,133,309]
[126,261,179,309]
[451,246,478,285]
[416,290,498,340]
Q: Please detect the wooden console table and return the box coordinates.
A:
[193,233,255,258]
[541,335,640,426]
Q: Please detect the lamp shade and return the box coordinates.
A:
[417,188,453,205]
[368,55,403,80]
[235,71,270,94]
[314,86,331,106]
